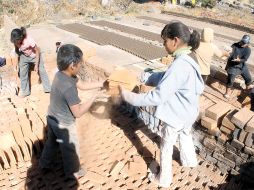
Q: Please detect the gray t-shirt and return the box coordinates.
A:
[48,71,81,125]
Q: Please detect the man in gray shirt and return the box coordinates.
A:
[39,44,104,180]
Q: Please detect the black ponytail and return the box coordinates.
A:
[20,27,27,38]
[161,21,200,51]
[10,27,27,43]
[188,30,200,51]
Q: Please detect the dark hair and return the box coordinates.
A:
[57,44,83,71]
[10,27,27,43]
[161,21,200,51]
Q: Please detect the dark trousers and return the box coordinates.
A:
[201,75,208,83]
[39,116,80,176]
[226,66,252,88]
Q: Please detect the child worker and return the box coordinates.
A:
[10,27,51,97]
[195,27,230,83]
[39,44,105,180]
[119,21,204,188]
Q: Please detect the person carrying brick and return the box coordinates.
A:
[224,35,253,99]
[195,28,229,82]
[119,21,204,188]
[10,27,51,97]
[39,44,105,180]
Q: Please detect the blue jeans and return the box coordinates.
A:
[19,54,51,96]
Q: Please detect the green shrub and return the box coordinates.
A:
[198,0,217,8]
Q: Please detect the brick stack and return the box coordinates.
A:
[0,96,46,170]
[197,101,254,182]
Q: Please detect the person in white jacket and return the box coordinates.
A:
[119,21,204,188]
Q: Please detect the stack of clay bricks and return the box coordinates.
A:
[197,104,254,182]
[201,101,234,137]
[0,96,46,171]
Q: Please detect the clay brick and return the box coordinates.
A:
[231,139,244,150]
[125,146,138,156]
[224,150,238,162]
[216,161,230,174]
[109,161,125,177]
[213,152,235,168]
[245,116,254,133]
[203,137,217,150]
[206,154,217,164]
[222,109,237,131]
[220,126,232,135]
[231,107,254,129]
[10,125,31,161]
[244,146,254,156]
[0,149,10,169]
[201,117,221,136]
[245,133,254,147]
[217,133,228,144]
[233,128,240,139]
[238,130,247,143]
[107,69,139,95]
[201,117,217,130]
[83,171,107,185]
[205,101,232,122]
[127,161,147,176]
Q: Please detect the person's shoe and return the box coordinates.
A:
[148,172,171,188]
[73,168,86,179]
[17,94,29,99]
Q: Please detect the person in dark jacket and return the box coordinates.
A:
[224,35,253,99]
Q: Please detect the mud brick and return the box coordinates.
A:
[127,161,147,176]
[231,139,244,150]
[206,154,217,164]
[245,116,254,133]
[230,169,239,176]
[240,152,249,160]
[233,128,240,139]
[201,117,221,136]
[232,107,254,129]
[224,150,237,162]
[201,117,217,130]
[205,101,231,123]
[249,156,254,162]
[238,130,247,143]
[218,133,228,144]
[222,109,237,131]
[125,146,138,156]
[109,161,125,177]
[82,171,106,185]
[220,126,232,135]
[213,152,235,168]
[203,137,217,150]
[245,133,254,147]
[216,161,230,174]
[244,146,254,156]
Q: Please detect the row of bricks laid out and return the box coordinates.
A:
[0,96,46,171]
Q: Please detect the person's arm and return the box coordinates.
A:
[34,45,40,72]
[232,48,251,63]
[70,94,97,118]
[76,79,103,90]
[119,63,184,107]
[212,44,230,58]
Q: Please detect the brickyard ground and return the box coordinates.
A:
[0,1,254,190]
